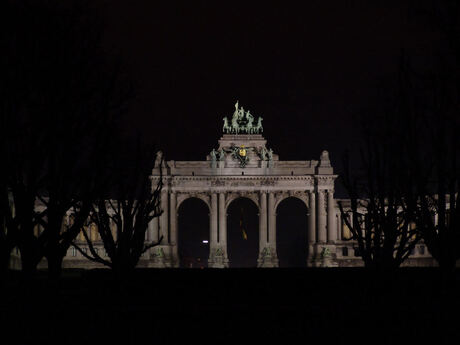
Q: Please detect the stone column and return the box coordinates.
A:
[210,193,218,245]
[327,190,336,243]
[217,192,228,267]
[145,219,151,242]
[336,213,342,241]
[268,192,276,244]
[152,217,159,242]
[148,214,159,242]
[258,191,272,267]
[317,190,327,243]
[208,193,218,267]
[150,190,169,267]
[218,193,227,245]
[308,191,316,244]
[267,192,278,267]
[259,192,268,247]
[160,190,169,245]
[169,192,178,267]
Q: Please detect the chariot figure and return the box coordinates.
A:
[253,117,263,133]
[231,111,239,134]
[223,117,231,133]
[246,111,254,133]
[238,106,245,120]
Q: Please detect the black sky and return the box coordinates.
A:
[97,1,442,176]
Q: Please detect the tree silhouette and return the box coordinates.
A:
[408,76,460,274]
[338,60,421,270]
[406,2,460,274]
[72,144,164,277]
[0,0,132,278]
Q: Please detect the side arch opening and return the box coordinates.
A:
[177,197,210,268]
[227,197,259,268]
[276,197,308,267]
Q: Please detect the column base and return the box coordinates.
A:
[257,246,279,268]
[308,243,338,267]
[147,245,173,268]
[170,244,180,268]
[208,246,229,268]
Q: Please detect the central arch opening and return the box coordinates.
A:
[178,198,210,268]
[227,197,259,267]
[276,197,308,267]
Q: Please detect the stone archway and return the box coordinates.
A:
[177,197,210,268]
[226,197,259,267]
[149,103,338,268]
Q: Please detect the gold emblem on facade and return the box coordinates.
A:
[239,145,247,157]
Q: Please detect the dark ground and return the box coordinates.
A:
[0,268,459,345]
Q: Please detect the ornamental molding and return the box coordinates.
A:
[170,176,315,182]
[225,191,260,209]
[211,179,226,187]
[167,176,316,190]
[230,180,255,187]
[176,192,211,211]
[260,178,276,186]
[274,191,309,210]
[315,175,338,188]
[230,144,250,168]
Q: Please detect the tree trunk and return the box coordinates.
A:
[20,252,38,279]
[46,253,64,279]
[0,244,11,282]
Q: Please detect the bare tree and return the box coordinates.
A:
[338,62,421,270]
[0,186,15,277]
[72,145,164,277]
[338,154,420,270]
[407,0,460,274]
[409,78,460,274]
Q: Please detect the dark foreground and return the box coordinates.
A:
[0,268,459,345]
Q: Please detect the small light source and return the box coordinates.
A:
[202,240,209,244]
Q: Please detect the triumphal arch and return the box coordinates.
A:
[148,102,339,268]
[56,102,433,269]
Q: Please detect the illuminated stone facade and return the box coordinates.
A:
[146,125,438,268]
[23,103,436,270]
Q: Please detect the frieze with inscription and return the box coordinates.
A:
[211,179,226,187]
[230,181,255,187]
[260,179,276,186]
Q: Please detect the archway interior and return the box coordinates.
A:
[276,197,308,267]
[227,197,259,268]
[177,198,210,268]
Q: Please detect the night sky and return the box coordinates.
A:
[98,1,441,168]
